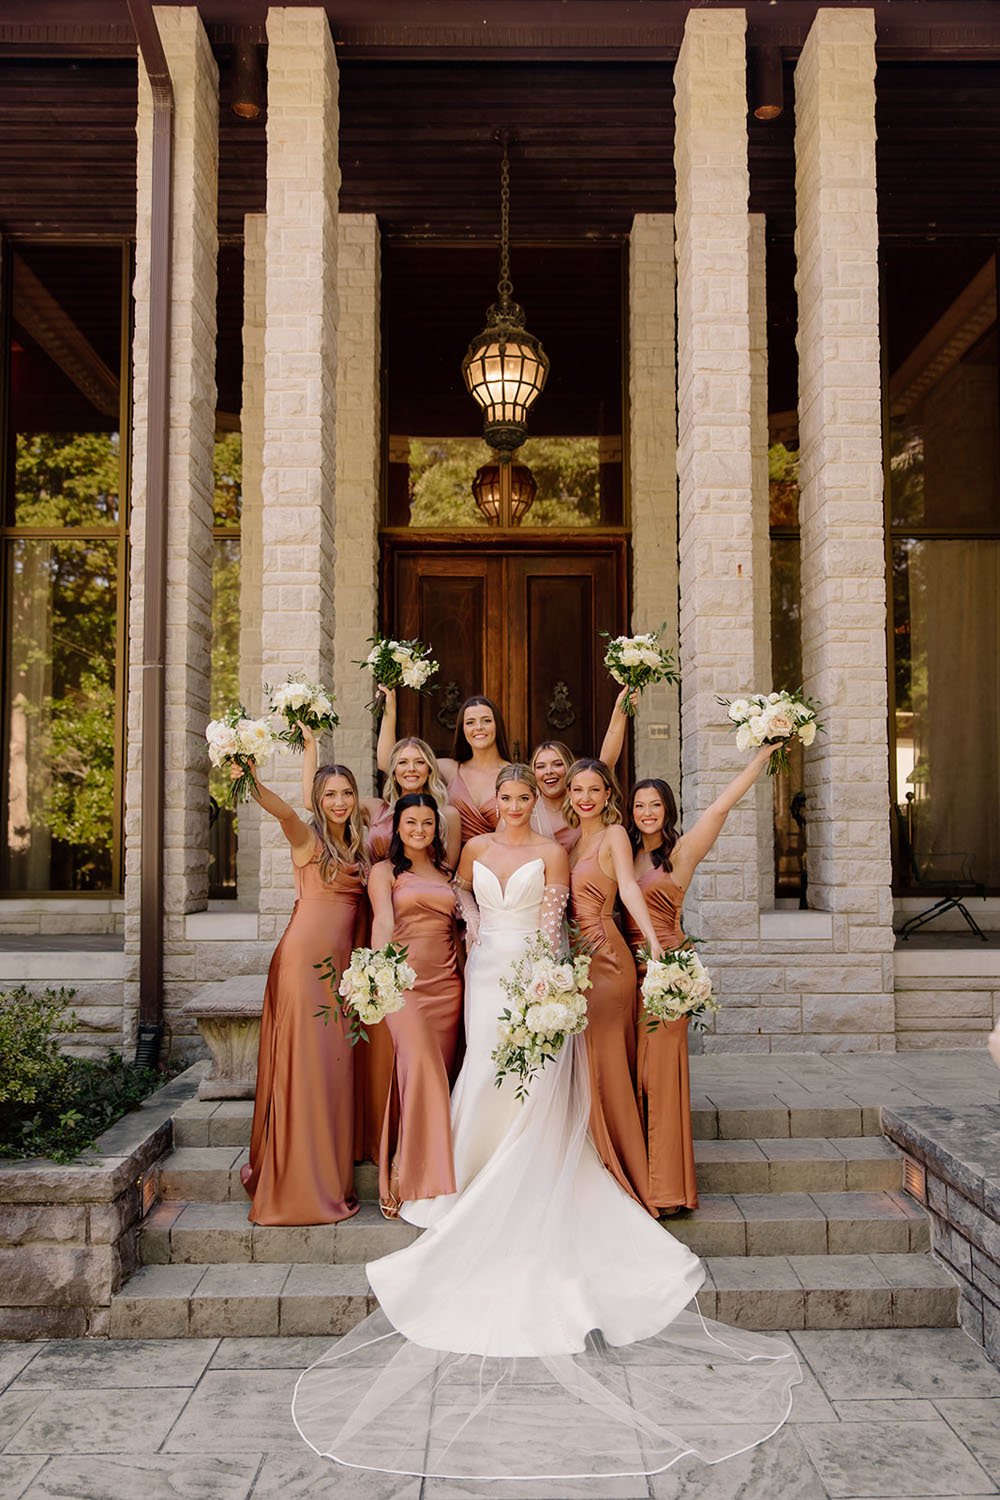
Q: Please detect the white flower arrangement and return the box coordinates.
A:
[359,634,439,716]
[717,688,822,776]
[266,672,338,751]
[640,945,718,1032]
[602,624,678,716]
[205,704,279,805]
[491,931,591,1101]
[314,940,415,1046]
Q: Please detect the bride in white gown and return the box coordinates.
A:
[293,766,801,1482]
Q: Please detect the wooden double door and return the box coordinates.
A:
[382,537,627,766]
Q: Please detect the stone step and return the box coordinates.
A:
[171,1096,882,1150]
[692,1136,902,1195]
[156,1146,378,1204]
[109,1251,958,1339]
[141,1200,419,1265]
[108,1261,375,1339]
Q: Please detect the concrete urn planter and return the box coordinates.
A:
[182,976,267,1101]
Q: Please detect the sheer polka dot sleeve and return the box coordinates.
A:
[453,875,481,950]
[540,884,570,951]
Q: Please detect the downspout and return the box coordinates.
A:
[127,0,172,1068]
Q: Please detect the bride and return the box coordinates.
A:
[293,765,801,1483]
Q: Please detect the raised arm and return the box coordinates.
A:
[300,721,317,811]
[670,743,779,887]
[598,688,638,768]
[374,687,397,775]
[367,860,396,950]
[603,824,662,959]
[240,764,315,864]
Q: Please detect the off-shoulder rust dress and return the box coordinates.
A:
[379,869,463,1204]
[446,769,498,844]
[624,865,699,1212]
[354,801,396,1162]
[570,837,653,1213]
[241,844,363,1225]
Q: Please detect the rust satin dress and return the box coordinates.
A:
[379,869,463,1203]
[241,845,363,1225]
[446,769,498,844]
[570,839,654,1214]
[624,866,699,1212]
[354,801,397,1163]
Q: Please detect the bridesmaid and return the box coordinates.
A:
[530,690,637,850]
[240,760,367,1226]
[566,758,662,1214]
[368,793,463,1217]
[438,696,513,844]
[626,747,781,1215]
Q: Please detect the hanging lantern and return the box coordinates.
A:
[472,456,538,527]
[462,133,549,457]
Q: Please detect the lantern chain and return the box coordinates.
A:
[497,134,513,308]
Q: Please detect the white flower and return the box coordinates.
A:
[748,715,768,742]
[768,692,782,704]
[727,699,750,722]
[639,648,663,669]
[550,963,575,991]
[735,723,754,752]
[798,720,817,747]
[391,647,411,666]
[764,710,795,738]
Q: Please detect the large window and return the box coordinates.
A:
[1,244,129,894]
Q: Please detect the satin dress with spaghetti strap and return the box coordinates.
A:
[354,801,396,1162]
[569,836,653,1213]
[379,868,463,1204]
[446,768,498,844]
[624,865,699,1212]
[241,843,363,1225]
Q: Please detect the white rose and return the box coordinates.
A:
[550,963,575,991]
[765,711,794,738]
[401,662,423,689]
[639,648,662,669]
[768,692,782,704]
[529,975,551,1002]
[619,644,643,666]
[748,715,768,742]
[798,720,817,747]
[391,647,411,666]
[735,724,754,752]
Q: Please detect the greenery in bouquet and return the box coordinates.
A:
[205,702,280,805]
[717,688,823,776]
[266,672,338,752]
[492,931,591,1102]
[602,624,678,716]
[638,945,718,1033]
[359,635,439,716]
[314,940,415,1046]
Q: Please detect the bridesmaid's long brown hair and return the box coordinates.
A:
[452,695,513,764]
[310,764,367,882]
[627,777,680,871]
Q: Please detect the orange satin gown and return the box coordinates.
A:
[365,800,394,863]
[241,844,363,1225]
[624,865,699,1212]
[446,769,498,844]
[379,869,464,1204]
[570,839,653,1214]
[354,801,396,1162]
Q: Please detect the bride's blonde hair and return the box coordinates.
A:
[495,763,539,798]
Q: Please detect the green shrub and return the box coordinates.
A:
[0,986,167,1164]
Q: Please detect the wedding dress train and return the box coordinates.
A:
[292,857,800,1480]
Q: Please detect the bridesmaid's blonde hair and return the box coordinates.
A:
[386,738,450,820]
[495,763,539,798]
[564,758,623,829]
[530,741,575,780]
[310,764,368,881]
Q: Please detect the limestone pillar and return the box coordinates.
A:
[794,9,895,1036]
[628,213,680,789]
[749,214,775,905]
[124,7,218,1040]
[258,8,340,942]
[333,214,381,789]
[674,8,766,941]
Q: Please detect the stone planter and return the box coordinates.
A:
[0,1064,202,1338]
[181,975,267,1100]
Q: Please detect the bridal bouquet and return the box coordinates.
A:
[205,704,280,805]
[360,634,439,715]
[602,625,678,715]
[492,932,591,1101]
[314,940,415,1046]
[718,688,822,775]
[639,945,718,1032]
[266,672,338,751]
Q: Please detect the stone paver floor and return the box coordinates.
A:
[1,1328,999,1499]
[689,1047,1000,1112]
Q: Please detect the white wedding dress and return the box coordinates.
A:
[292,858,800,1481]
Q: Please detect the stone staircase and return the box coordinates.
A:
[108,1095,959,1338]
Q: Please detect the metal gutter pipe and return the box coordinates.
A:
[127,0,172,1068]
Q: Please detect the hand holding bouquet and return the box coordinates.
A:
[602,625,678,716]
[492,932,591,1101]
[718,688,822,775]
[359,635,439,717]
[314,941,415,1046]
[206,704,280,805]
[639,944,718,1032]
[266,673,338,752]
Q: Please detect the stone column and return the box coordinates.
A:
[258,8,340,942]
[124,7,218,1041]
[628,213,680,789]
[794,8,895,1036]
[749,213,775,905]
[673,8,765,941]
[236,213,266,912]
[333,213,381,788]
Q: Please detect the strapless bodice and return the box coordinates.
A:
[473,857,544,936]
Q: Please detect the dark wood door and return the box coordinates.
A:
[383,537,626,769]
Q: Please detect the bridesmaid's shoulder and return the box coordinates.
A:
[367,858,395,890]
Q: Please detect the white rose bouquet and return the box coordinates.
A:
[205,703,279,806]
[314,940,415,1046]
[602,624,678,716]
[266,672,338,751]
[359,634,439,717]
[491,931,591,1101]
[717,688,822,776]
[639,944,718,1032]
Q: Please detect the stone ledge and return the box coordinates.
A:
[185,911,259,941]
[0,951,126,981]
[894,948,1000,980]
